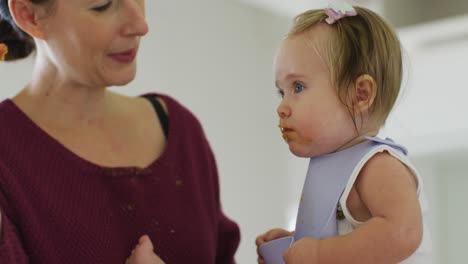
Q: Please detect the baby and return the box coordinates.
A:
[256,3,431,264]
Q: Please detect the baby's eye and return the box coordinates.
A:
[293,82,304,93]
[277,89,284,98]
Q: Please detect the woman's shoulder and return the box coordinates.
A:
[0,98,14,114]
[0,98,23,129]
[141,92,206,135]
[141,92,191,115]
[142,92,196,115]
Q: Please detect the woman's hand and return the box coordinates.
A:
[126,235,166,264]
[255,228,294,264]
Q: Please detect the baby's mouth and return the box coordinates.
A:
[278,125,291,141]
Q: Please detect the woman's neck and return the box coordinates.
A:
[13,60,115,128]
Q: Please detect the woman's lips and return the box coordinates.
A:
[109,49,136,63]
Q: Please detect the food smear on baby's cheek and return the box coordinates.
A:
[0,43,8,61]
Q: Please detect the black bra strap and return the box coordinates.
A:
[143,96,169,138]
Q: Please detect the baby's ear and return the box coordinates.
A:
[350,74,376,114]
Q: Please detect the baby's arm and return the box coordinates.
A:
[284,152,423,264]
[126,235,166,264]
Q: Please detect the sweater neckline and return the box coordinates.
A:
[3,93,176,177]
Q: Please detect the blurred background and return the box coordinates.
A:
[1,0,467,263]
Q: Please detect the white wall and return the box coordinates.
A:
[412,151,468,264]
[391,16,468,263]
[384,15,468,155]
[0,1,290,262]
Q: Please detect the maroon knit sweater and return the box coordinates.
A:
[0,93,240,263]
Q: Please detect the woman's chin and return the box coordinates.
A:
[106,73,136,87]
[105,66,137,86]
[111,78,134,87]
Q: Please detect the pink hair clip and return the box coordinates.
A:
[324,3,357,24]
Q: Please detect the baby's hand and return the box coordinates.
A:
[125,235,165,264]
[255,228,294,264]
[283,237,320,264]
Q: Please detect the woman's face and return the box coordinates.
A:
[40,0,148,87]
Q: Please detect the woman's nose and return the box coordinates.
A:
[122,1,149,37]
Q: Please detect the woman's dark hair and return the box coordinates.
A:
[0,0,50,61]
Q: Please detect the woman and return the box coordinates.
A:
[0,0,240,263]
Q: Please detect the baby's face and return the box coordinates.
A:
[274,26,357,157]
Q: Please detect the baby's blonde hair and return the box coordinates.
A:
[289,6,402,127]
